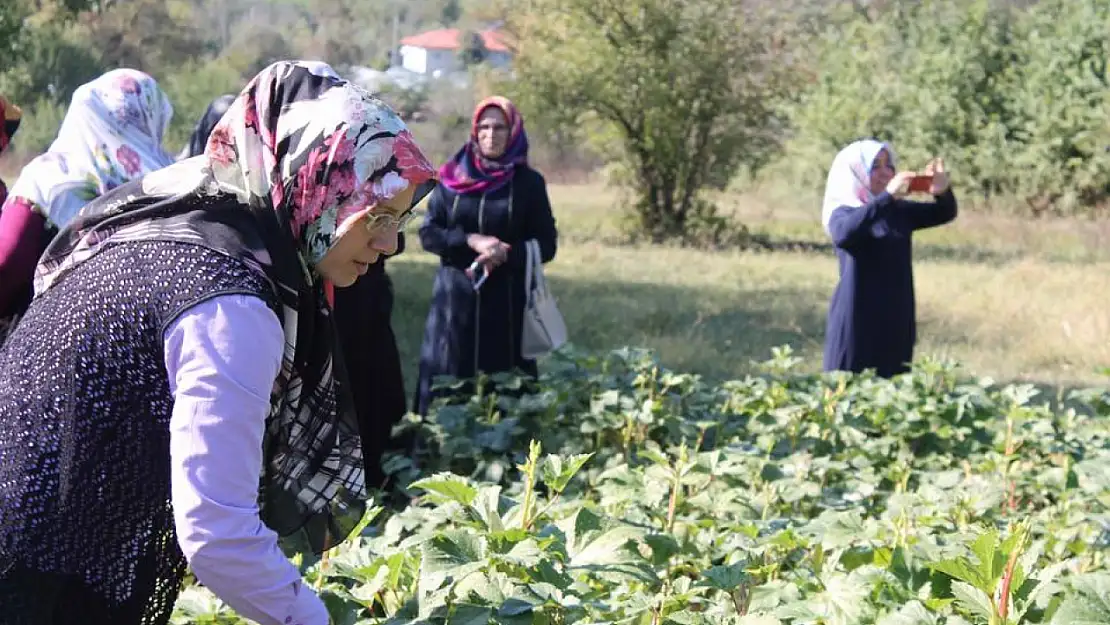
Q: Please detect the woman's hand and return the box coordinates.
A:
[884,171,917,198]
[466,234,510,270]
[925,157,950,195]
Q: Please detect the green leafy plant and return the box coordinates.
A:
[173,347,1110,624]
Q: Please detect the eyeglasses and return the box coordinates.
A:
[362,179,436,233]
[365,209,418,233]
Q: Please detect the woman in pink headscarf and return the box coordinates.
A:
[413,96,559,416]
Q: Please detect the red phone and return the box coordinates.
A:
[907,174,934,194]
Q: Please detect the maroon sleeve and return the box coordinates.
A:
[0,196,48,312]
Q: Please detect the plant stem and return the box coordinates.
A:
[315,530,333,592]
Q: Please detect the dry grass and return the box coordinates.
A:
[391,182,1110,392]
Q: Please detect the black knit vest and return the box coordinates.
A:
[0,240,277,625]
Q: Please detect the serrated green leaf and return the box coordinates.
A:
[877,600,938,625]
[412,473,479,507]
[698,563,750,590]
[541,452,593,492]
[448,603,493,625]
[422,529,489,577]
[950,581,994,622]
[1051,573,1110,624]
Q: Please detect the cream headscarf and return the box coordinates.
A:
[820,139,893,236]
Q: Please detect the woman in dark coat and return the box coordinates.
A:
[331,232,409,489]
[413,96,558,415]
[821,139,957,378]
[176,94,235,160]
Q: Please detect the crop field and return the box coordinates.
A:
[4,163,1108,623]
[170,183,1110,624]
[172,347,1110,624]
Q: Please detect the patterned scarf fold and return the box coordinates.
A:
[34,60,436,554]
[3,69,174,229]
[438,95,529,194]
[821,139,893,236]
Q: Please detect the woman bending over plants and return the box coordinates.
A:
[0,61,436,625]
[821,139,957,379]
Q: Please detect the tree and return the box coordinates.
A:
[441,0,461,25]
[457,29,487,67]
[500,0,804,242]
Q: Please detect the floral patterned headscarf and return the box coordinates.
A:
[34,60,437,554]
[4,69,173,229]
[205,63,435,265]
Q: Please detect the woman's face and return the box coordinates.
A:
[475,106,510,159]
[869,148,895,195]
[316,183,417,287]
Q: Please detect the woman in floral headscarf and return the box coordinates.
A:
[0,61,435,625]
[0,69,174,336]
[412,95,558,416]
[0,96,22,206]
[821,138,957,379]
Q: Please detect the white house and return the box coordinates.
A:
[397,28,512,76]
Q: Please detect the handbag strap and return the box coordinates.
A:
[524,238,535,305]
[526,239,547,300]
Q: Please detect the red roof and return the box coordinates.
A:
[400,28,509,53]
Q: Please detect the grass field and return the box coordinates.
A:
[389,181,1110,393]
[3,152,1107,391]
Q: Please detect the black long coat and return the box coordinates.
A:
[333,233,408,489]
[412,167,558,416]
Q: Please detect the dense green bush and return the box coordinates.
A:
[0,17,106,159]
[773,0,1110,216]
[159,58,251,153]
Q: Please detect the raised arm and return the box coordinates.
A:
[165,294,328,625]
[902,188,958,231]
[418,186,473,265]
[827,191,896,249]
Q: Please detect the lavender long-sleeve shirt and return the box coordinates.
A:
[163,294,327,625]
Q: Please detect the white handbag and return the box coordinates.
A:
[521,238,567,359]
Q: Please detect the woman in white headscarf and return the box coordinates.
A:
[0,68,174,332]
[821,139,958,378]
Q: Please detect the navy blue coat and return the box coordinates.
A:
[822,189,958,378]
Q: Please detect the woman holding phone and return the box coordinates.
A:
[821,139,957,378]
[413,96,558,416]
